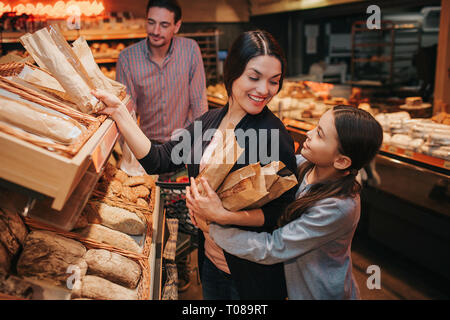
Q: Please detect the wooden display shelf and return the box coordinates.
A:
[94,57,118,64]
[0,97,131,211]
[207,95,227,107]
[0,29,147,43]
[0,118,118,211]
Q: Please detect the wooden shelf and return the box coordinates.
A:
[94,57,118,64]
[0,96,131,211]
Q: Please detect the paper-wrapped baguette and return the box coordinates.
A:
[0,93,84,144]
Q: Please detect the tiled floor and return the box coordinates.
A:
[178,235,450,300]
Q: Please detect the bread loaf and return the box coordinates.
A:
[0,219,21,256]
[71,275,138,300]
[0,272,33,299]
[0,93,84,144]
[132,185,150,199]
[84,249,141,288]
[75,224,142,253]
[88,202,146,235]
[0,243,11,273]
[0,207,28,247]
[17,231,87,286]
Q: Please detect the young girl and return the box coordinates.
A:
[92,30,297,300]
[187,105,383,299]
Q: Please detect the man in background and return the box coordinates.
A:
[116,0,208,144]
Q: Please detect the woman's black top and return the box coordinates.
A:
[138,104,298,299]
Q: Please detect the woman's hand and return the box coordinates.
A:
[91,89,125,118]
[186,177,229,226]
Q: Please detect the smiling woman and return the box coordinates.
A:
[92,29,298,300]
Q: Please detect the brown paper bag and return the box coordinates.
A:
[19,26,101,114]
[218,163,269,211]
[194,127,243,230]
[195,127,244,194]
[71,37,126,98]
[246,173,298,210]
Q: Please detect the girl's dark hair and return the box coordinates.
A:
[223,30,287,99]
[278,105,383,227]
[146,0,182,22]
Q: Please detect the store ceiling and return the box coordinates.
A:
[250,0,366,16]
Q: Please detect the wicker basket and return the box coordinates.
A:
[24,217,153,300]
[0,62,111,157]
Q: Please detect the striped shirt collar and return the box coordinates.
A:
[144,36,176,64]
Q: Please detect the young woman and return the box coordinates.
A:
[92,30,297,300]
[187,105,383,299]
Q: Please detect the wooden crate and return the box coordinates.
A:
[0,97,131,211]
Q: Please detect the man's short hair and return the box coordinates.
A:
[146,0,182,23]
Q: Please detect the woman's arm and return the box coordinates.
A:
[92,90,151,159]
[209,197,357,265]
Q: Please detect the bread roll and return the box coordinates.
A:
[84,249,141,288]
[114,170,128,183]
[123,176,146,187]
[132,185,150,199]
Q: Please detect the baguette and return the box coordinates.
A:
[0,92,84,144]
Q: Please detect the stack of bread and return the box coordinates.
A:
[375,111,450,160]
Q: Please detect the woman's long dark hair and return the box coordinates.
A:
[223,30,287,99]
[278,105,383,227]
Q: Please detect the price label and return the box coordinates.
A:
[388,146,397,153]
[444,161,450,169]
[404,150,413,158]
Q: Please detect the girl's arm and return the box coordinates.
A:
[186,177,265,227]
[208,197,358,265]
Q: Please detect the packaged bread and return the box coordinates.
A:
[84,249,141,289]
[20,27,101,114]
[86,202,146,235]
[0,92,85,144]
[16,231,88,286]
[75,224,142,254]
[71,275,138,300]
